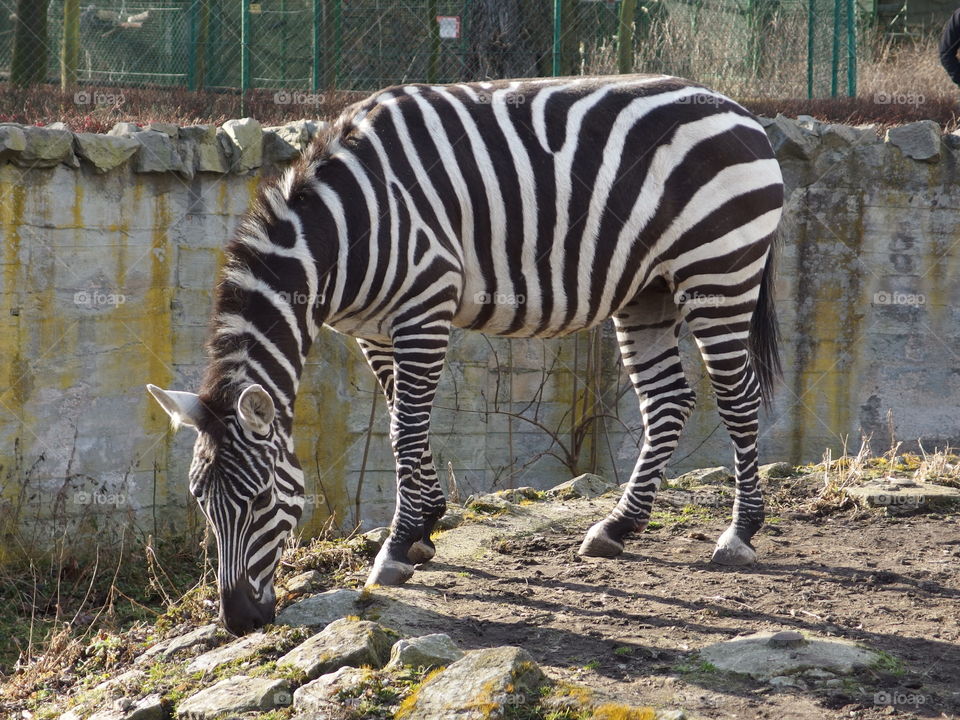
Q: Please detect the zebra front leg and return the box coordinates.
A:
[359,337,442,567]
[580,294,695,557]
[366,325,450,587]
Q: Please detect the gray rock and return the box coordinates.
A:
[107,122,141,137]
[759,462,794,479]
[135,624,219,664]
[277,617,394,680]
[222,117,263,171]
[267,120,323,154]
[176,676,291,718]
[699,631,881,679]
[262,129,301,164]
[186,630,274,673]
[886,120,941,162]
[769,675,807,690]
[143,122,179,138]
[766,114,818,160]
[398,645,545,720]
[133,130,184,173]
[767,630,806,648]
[434,506,465,530]
[91,668,146,693]
[0,125,27,160]
[658,711,688,720]
[14,126,77,168]
[87,694,164,720]
[46,121,69,131]
[546,473,617,499]
[284,569,327,594]
[359,526,391,552]
[669,466,733,488]
[386,633,464,670]
[795,114,821,134]
[820,123,878,149]
[844,479,960,510]
[277,587,360,628]
[74,133,139,173]
[293,666,370,712]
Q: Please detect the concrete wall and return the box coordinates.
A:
[1,115,958,559]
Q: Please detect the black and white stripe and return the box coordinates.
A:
[149,74,783,626]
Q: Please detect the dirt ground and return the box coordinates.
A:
[361,491,960,720]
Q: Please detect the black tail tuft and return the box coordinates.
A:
[750,240,782,407]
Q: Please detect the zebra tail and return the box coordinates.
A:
[749,238,782,408]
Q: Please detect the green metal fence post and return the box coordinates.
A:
[312,0,321,92]
[831,0,840,97]
[807,0,815,99]
[617,0,637,75]
[846,0,856,97]
[241,0,251,113]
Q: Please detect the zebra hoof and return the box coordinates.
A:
[711,527,757,566]
[407,539,436,565]
[577,522,625,558]
[365,558,415,587]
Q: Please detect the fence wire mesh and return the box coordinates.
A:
[1,0,862,105]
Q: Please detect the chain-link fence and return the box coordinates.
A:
[1,0,863,102]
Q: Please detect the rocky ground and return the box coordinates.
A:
[6,460,960,720]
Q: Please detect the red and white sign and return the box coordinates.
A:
[437,15,461,39]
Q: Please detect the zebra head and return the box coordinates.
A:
[146,383,305,635]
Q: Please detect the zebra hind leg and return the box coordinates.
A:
[684,299,765,566]
[365,323,451,587]
[408,448,446,564]
[579,289,696,557]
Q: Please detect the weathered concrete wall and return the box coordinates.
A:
[1,114,958,558]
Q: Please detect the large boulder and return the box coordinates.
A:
[277,618,394,680]
[886,120,941,162]
[74,133,140,173]
[176,676,291,718]
[293,666,371,713]
[277,587,360,628]
[14,126,77,168]
[221,117,263,172]
[386,633,464,670]
[396,646,546,720]
[186,631,275,673]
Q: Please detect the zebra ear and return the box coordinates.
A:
[147,384,203,430]
[237,384,275,436]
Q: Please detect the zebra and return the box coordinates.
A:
[147,74,783,635]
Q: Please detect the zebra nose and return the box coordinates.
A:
[220,583,274,635]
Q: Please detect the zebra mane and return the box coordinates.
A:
[198,102,370,413]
